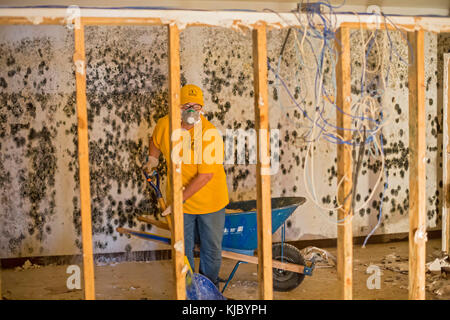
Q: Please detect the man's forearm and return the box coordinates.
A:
[183,173,213,202]
[149,139,161,158]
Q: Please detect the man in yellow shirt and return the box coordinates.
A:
[145,84,229,288]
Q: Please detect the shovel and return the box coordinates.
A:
[142,169,226,300]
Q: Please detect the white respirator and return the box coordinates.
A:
[182,108,201,125]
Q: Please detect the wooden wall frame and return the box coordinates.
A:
[167,24,185,300]
[335,26,353,300]
[408,29,427,300]
[443,53,450,254]
[73,22,96,300]
[0,8,448,300]
[253,23,273,300]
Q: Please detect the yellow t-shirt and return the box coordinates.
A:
[152,114,229,214]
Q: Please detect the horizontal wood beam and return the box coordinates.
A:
[0,14,449,32]
[222,250,307,274]
[137,216,170,230]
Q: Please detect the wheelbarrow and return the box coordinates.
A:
[117,171,314,297]
[220,196,313,293]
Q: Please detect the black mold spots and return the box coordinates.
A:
[232,169,250,191]
[429,115,442,139]
[382,140,409,173]
[0,77,7,89]
[8,233,26,254]
[20,125,58,241]
[202,29,252,126]
[67,27,169,249]
[327,165,337,186]
[6,55,16,66]
[0,35,70,254]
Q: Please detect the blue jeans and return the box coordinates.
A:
[184,207,225,287]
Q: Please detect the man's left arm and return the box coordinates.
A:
[161,172,213,216]
[182,172,214,202]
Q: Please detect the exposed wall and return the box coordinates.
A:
[0,24,449,258]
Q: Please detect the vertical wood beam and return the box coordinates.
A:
[252,23,273,300]
[408,29,427,300]
[335,27,353,300]
[73,23,96,300]
[168,24,185,300]
[443,53,450,254]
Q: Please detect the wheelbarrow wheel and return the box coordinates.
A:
[272,243,305,292]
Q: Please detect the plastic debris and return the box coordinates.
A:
[300,246,337,267]
[426,255,450,273]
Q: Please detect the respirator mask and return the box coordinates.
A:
[182,107,201,125]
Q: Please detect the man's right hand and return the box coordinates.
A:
[144,155,159,173]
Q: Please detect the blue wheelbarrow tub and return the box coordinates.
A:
[222,197,306,253]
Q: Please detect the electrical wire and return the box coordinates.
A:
[266,2,412,239]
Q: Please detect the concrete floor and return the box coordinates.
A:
[1,238,449,300]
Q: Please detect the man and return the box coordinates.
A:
[145,84,229,287]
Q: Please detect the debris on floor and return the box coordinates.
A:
[426,255,450,274]
[435,285,450,297]
[300,246,337,267]
[14,260,41,271]
[380,253,408,274]
[424,253,450,299]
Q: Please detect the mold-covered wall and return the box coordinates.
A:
[0,25,449,258]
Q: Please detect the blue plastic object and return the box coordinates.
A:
[222,197,306,252]
[186,273,226,300]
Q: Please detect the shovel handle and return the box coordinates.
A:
[143,169,173,231]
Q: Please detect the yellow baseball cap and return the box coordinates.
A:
[180,84,204,106]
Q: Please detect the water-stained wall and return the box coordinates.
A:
[0,25,449,258]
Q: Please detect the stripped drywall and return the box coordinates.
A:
[0,25,449,258]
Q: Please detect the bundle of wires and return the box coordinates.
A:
[267,1,413,246]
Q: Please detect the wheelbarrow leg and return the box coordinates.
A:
[221,261,247,293]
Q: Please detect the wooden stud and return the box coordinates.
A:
[168,24,185,300]
[252,23,273,300]
[408,29,427,300]
[137,215,170,230]
[0,17,67,25]
[446,54,450,254]
[73,23,96,300]
[444,54,450,254]
[335,27,353,300]
[222,251,307,274]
